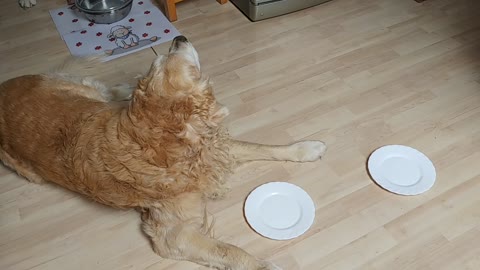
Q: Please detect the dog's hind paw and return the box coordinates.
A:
[290,140,327,162]
[19,0,36,8]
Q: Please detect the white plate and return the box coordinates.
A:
[244,182,315,240]
[368,145,436,195]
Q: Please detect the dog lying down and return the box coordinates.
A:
[0,36,326,269]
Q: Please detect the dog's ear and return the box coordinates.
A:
[135,56,166,95]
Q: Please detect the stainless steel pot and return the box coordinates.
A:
[75,0,133,24]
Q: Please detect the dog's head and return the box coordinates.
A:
[139,36,202,95]
[131,36,229,142]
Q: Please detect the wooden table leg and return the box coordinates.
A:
[165,0,178,22]
[164,0,226,22]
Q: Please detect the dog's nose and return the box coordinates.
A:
[169,35,190,53]
[173,35,188,43]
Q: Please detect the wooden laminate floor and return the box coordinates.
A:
[1,0,479,269]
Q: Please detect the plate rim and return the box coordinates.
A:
[244,181,315,240]
[367,145,436,195]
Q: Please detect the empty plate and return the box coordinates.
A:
[244,182,315,240]
[368,145,436,195]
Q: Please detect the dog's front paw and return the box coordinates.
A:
[257,260,283,270]
[19,0,37,8]
[290,140,327,162]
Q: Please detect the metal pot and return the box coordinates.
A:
[75,0,133,24]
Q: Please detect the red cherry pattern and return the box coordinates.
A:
[146,22,152,26]
[72,19,78,23]
[95,46,102,50]
[138,1,143,4]
[96,32,102,36]
[58,12,64,16]
[144,11,150,14]
[129,18,135,22]
[164,29,170,34]
[76,42,82,47]
[81,30,87,34]
[109,38,115,42]
[88,22,95,27]
[142,33,148,38]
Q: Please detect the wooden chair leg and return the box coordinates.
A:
[164,0,178,22]
[164,0,226,22]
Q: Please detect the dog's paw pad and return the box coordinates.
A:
[291,140,327,162]
[19,0,36,8]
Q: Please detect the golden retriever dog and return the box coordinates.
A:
[0,36,326,269]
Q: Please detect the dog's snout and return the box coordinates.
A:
[167,35,200,69]
[170,35,189,53]
[173,35,188,43]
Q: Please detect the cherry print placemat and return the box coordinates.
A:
[49,0,180,61]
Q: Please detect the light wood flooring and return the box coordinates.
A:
[1,0,480,269]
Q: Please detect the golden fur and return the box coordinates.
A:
[0,36,326,269]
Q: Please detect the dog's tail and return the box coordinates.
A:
[49,56,135,101]
[52,55,106,75]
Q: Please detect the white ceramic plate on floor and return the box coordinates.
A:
[244,182,315,240]
[368,145,436,195]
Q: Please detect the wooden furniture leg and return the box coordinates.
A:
[164,0,229,22]
[164,0,178,22]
